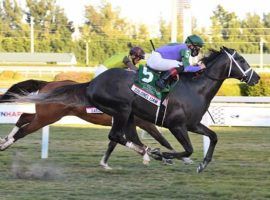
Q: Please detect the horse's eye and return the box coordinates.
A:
[240,59,246,63]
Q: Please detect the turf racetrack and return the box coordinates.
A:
[0,124,269,200]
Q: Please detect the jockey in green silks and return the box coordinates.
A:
[147,34,206,89]
[103,46,145,70]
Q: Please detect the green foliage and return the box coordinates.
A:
[261,73,270,95]
[0,1,269,66]
[0,70,23,80]
[217,82,241,96]
[216,73,270,96]
[241,73,270,96]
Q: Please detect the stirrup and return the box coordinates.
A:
[156,79,166,89]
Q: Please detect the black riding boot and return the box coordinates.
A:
[156,68,179,90]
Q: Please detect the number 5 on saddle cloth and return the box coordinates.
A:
[131,65,179,125]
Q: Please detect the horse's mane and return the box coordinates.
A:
[200,46,235,66]
[200,49,221,65]
[180,47,235,80]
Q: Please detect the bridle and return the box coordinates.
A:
[204,49,255,84]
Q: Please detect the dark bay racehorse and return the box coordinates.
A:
[9,47,260,172]
[0,80,175,169]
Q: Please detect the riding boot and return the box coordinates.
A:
[156,68,179,89]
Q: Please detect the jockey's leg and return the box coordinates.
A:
[156,67,182,89]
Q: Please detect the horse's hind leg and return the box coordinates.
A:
[100,141,117,170]
[16,113,35,127]
[100,118,144,169]
[109,114,146,156]
[0,115,57,150]
[0,113,35,144]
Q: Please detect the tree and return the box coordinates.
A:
[263,13,270,53]
[25,0,73,52]
[82,1,132,65]
[159,17,170,43]
[0,0,29,52]
[241,13,264,53]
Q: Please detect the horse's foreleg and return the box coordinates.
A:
[0,113,35,145]
[162,126,194,161]
[190,123,218,173]
[136,118,174,151]
[100,141,117,170]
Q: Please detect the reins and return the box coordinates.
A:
[204,49,255,83]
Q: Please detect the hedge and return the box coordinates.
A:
[54,72,94,83]
[218,73,270,96]
[0,70,23,80]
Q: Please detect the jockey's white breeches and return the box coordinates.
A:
[146,51,182,71]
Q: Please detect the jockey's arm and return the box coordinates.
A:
[122,56,137,70]
[180,49,205,72]
[180,49,191,67]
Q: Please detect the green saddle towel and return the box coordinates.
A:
[131,65,177,106]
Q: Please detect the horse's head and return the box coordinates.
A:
[202,47,260,86]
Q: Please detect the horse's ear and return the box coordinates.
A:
[222,46,230,52]
[220,46,225,52]
[127,42,133,49]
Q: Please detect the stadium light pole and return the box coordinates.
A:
[260,37,264,68]
[30,16,34,53]
[171,0,177,43]
[85,40,89,66]
[182,6,192,42]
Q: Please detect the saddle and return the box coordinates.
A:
[130,65,178,125]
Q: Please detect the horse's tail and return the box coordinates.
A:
[0,79,48,103]
[8,82,90,107]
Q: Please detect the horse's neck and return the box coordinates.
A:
[198,76,224,101]
[194,61,227,103]
[203,55,230,99]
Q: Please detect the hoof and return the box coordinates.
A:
[143,159,150,165]
[162,152,175,160]
[99,156,112,170]
[148,148,163,161]
[100,162,112,170]
[181,157,193,165]
[197,163,204,173]
[0,138,14,151]
[0,137,7,144]
[143,152,150,165]
[162,158,174,165]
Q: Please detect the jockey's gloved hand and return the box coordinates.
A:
[196,67,206,74]
[123,56,131,65]
[177,64,185,73]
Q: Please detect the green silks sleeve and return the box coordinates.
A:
[180,49,191,67]
[103,53,127,68]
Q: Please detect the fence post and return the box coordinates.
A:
[41,126,49,159]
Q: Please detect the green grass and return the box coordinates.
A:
[0,125,269,200]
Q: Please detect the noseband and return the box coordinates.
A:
[205,50,255,84]
[224,50,254,84]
